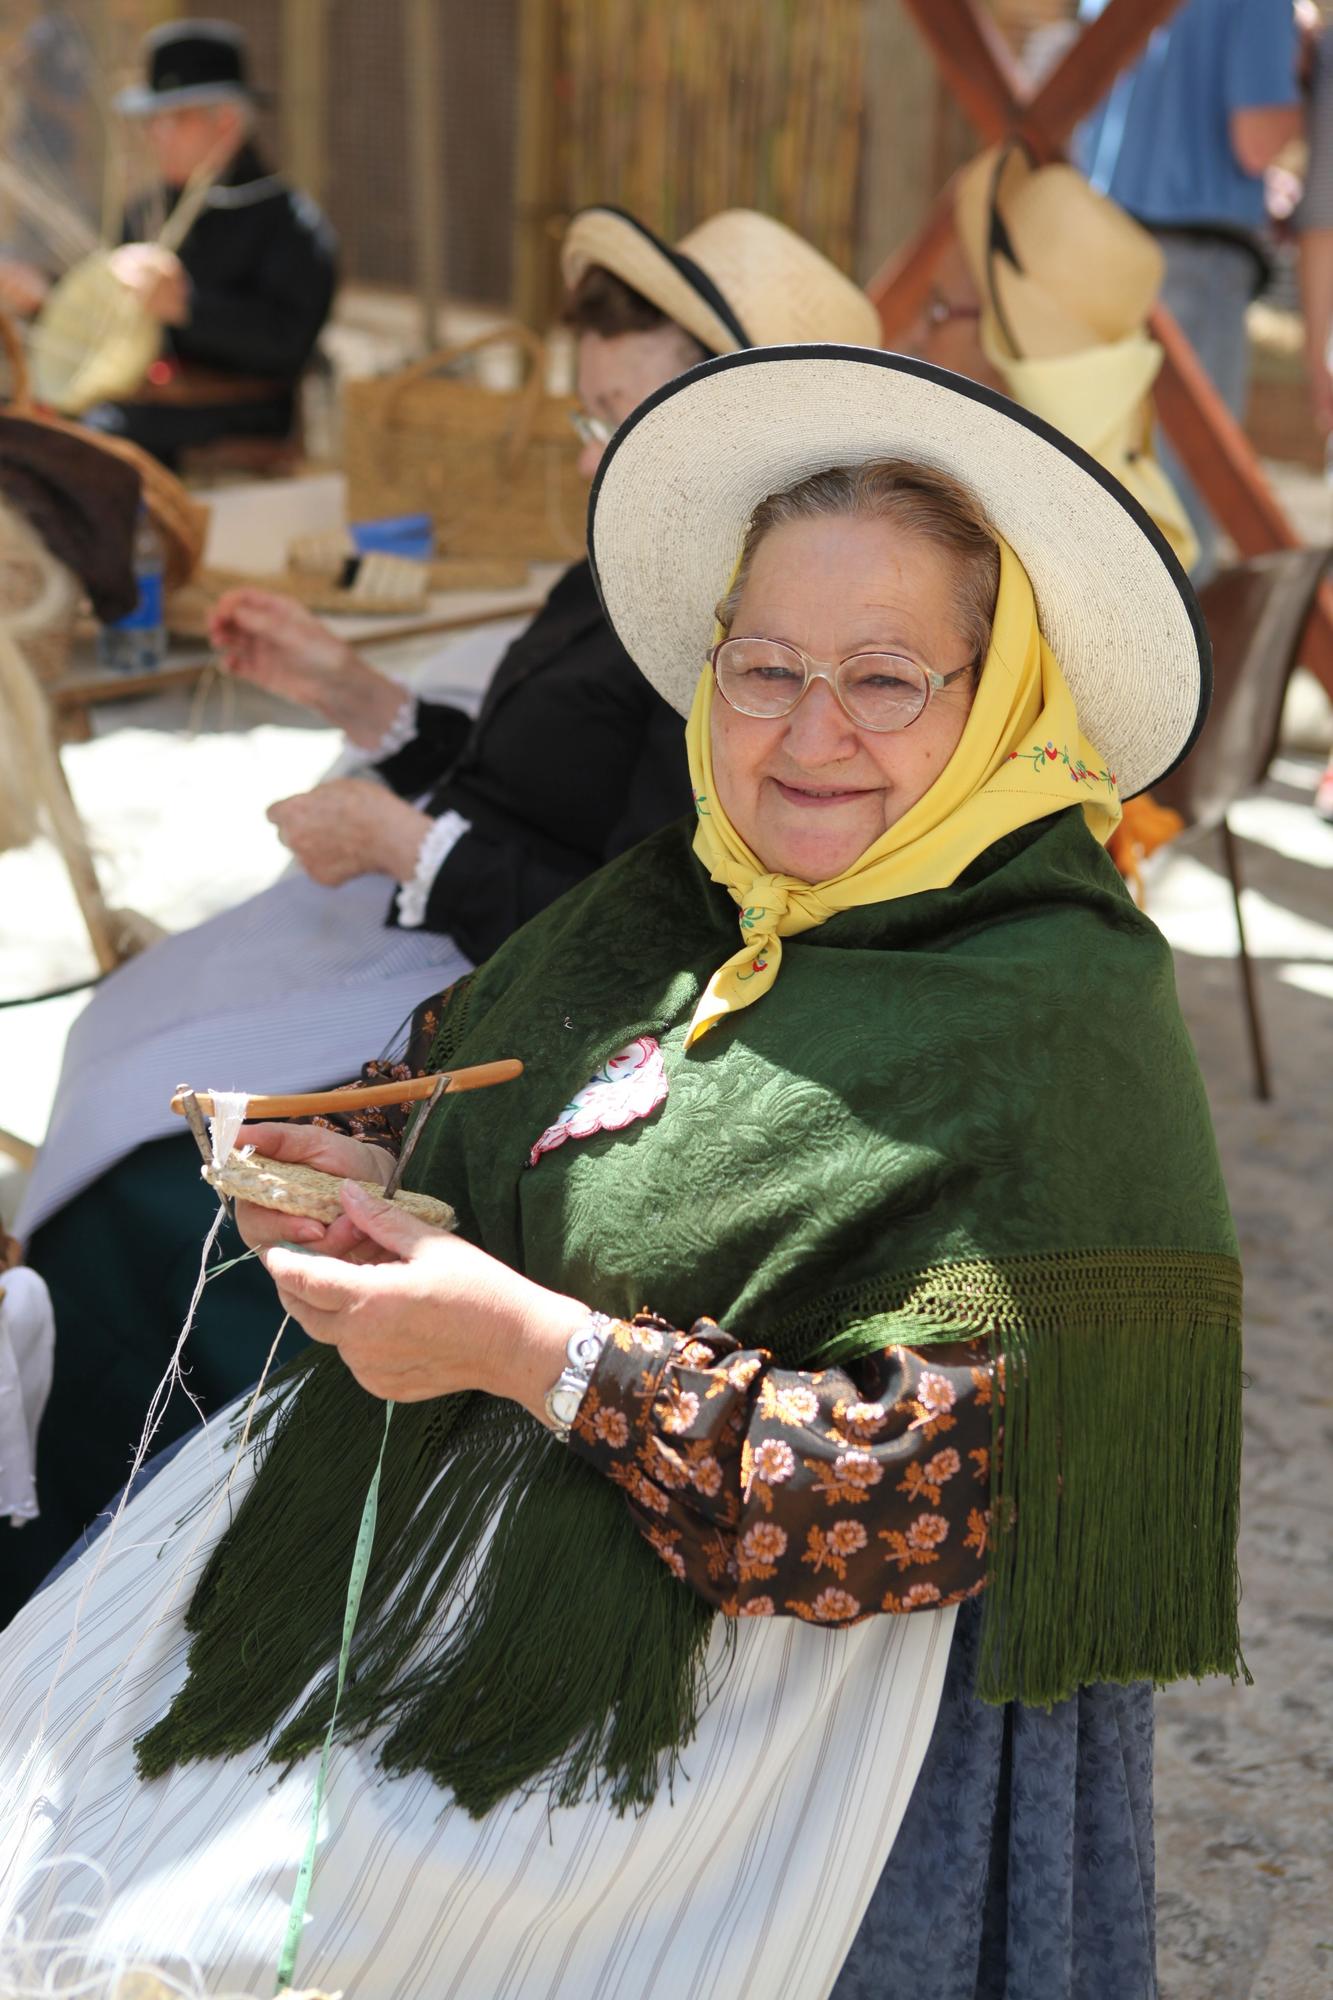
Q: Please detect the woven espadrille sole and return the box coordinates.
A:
[203,1155,455,1230]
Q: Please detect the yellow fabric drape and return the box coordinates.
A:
[983,331,1198,575]
[684,535,1122,1044]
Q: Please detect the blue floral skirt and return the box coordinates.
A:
[834,1598,1157,2000]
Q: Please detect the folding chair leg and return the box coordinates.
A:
[1220,816,1272,1101]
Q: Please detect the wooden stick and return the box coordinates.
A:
[170,1061,523,1122]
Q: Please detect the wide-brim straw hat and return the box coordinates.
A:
[587,345,1209,800]
[561,206,882,354]
[956,143,1163,359]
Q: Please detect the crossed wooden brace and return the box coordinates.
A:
[869,0,1333,698]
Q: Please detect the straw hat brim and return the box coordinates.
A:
[561,207,750,357]
[587,346,1209,801]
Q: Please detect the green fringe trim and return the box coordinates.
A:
[135,1349,716,1818]
[805,1248,1248,1706]
[135,1245,1246,1811]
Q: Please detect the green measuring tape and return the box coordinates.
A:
[274,1399,394,1992]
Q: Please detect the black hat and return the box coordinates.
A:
[115,20,263,116]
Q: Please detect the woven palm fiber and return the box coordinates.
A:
[0,308,207,593]
[165,551,532,639]
[287,529,528,595]
[554,0,864,271]
[203,1154,456,1231]
[342,326,583,563]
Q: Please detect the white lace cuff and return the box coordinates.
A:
[395,809,471,928]
[369,685,419,760]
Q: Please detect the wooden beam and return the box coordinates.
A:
[867,180,961,341]
[1150,303,1333,695]
[511,0,561,328]
[1025,0,1184,148]
[405,0,446,352]
[896,0,1026,146]
[281,0,329,205]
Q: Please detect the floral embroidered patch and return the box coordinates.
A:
[528,1036,669,1166]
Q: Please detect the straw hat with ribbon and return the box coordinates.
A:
[561,206,881,354]
[588,345,1209,804]
[954,140,1196,573]
[955,141,1163,360]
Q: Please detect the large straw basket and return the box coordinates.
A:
[30,250,162,414]
[343,326,585,561]
[1,307,208,592]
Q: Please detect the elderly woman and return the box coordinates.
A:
[0,349,1240,1999]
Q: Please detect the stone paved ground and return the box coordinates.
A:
[1148,757,1333,1999]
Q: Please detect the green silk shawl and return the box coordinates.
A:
[138,808,1244,1816]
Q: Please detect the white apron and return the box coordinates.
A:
[0,1402,953,1999]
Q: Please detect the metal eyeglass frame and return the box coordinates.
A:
[709,637,974,733]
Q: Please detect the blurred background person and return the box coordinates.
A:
[1077,0,1301,581]
[0,19,336,466]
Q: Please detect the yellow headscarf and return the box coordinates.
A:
[685,535,1122,1044]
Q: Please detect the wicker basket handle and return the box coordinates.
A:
[378,322,549,470]
[0,307,33,410]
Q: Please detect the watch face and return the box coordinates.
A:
[548,1383,583,1429]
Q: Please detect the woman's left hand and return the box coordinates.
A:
[267,779,432,887]
[261,1180,586,1417]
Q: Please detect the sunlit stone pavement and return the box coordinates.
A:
[1148,755,1333,1999]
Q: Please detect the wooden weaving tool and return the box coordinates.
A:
[173,1062,522,1226]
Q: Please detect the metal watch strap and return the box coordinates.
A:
[542,1310,614,1443]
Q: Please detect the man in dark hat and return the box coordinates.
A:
[1,20,336,468]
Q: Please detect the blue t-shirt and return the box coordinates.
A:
[1076,0,1297,233]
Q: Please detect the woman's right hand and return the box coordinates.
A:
[232,1121,396,1258]
[209,589,358,713]
[0,256,50,317]
[208,589,410,747]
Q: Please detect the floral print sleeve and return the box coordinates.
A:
[568,1314,997,1626]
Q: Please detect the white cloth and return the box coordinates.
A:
[15,622,535,1243]
[0,1404,954,1998]
[395,809,472,928]
[15,870,470,1242]
[0,1266,54,1525]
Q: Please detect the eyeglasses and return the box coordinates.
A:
[710,636,974,733]
[569,409,614,447]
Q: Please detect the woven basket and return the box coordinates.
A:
[342,325,585,562]
[0,306,208,591]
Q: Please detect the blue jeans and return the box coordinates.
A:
[1153,232,1259,585]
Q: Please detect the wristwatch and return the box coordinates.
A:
[542,1310,613,1443]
